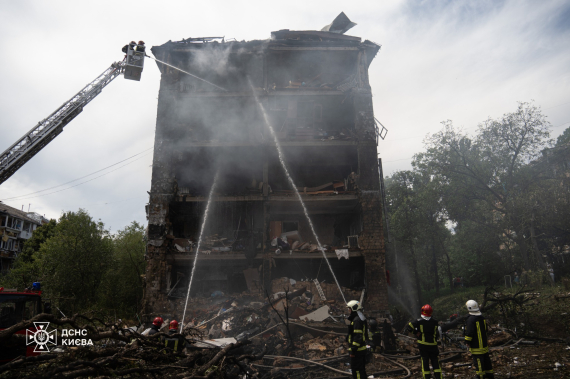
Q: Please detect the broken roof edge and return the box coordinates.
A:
[151,29,370,53]
[270,29,361,42]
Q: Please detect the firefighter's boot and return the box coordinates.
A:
[484,374,495,379]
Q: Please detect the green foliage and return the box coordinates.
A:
[0,210,146,319]
[386,101,570,302]
[98,221,146,317]
[2,220,57,289]
[556,126,570,146]
[37,210,113,313]
[19,219,57,263]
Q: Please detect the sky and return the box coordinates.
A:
[0,0,569,232]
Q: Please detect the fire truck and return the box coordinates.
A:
[0,284,50,362]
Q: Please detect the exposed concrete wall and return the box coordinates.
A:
[142,35,387,320]
[354,93,388,313]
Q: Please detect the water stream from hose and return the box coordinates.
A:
[181,171,219,331]
[146,55,228,92]
[248,81,347,304]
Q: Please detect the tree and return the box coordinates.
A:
[98,221,146,318]
[1,220,57,289]
[386,168,450,310]
[416,102,553,273]
[556,126,570,146]
[37,209,113,313]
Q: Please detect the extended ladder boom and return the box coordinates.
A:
[0,60,127,185]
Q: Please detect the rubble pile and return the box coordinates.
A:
[2,283,570,378]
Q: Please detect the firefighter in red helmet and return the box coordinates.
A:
[141,316,163,336]
[148,317,163,336]
[163,320,186,353]
[407,304,443,379]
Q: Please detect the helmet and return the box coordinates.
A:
[421,304,433,317]
[369,318,378,330]
[466,300,481,315]
[346,300,362,312]
[138,40,145,45]
[153,317,164,327]
[169,320,179,330]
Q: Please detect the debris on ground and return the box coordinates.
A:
[2,281,570,378]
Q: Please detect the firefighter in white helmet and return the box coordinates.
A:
[345,300,369,379]
[465,300,494,379]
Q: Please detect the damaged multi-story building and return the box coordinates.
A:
[143,13,389,320]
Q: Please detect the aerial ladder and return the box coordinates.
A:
[0,43,146,185]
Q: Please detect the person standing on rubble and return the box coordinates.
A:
[465,300,495,379]
[406,304,442,379]
[345,300,369,379]
[162,320,187,353]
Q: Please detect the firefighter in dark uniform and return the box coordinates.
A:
[345,300,369,379]
[162,320,187,353]
[148,317,163,336]
[122,41,137,54]
[135,40,146,53]
[407,304,442,379]
[368,318,382,352]
[465,300,494,379]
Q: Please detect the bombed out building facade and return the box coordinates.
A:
[143,20,389,320]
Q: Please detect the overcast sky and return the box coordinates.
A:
[0,0,569,232]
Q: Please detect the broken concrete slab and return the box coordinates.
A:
[299,305,331,322]
[193,337,237,348]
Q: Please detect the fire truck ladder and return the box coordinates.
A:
[0,61,125,185]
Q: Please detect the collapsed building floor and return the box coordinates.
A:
[143,15,389,323]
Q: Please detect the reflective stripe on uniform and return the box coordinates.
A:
[434,356,442,372]
[421,357,430,377]
[470,347,489,354]
[476,357,484,377]
[465,336,473,341]
[476,321,483,349]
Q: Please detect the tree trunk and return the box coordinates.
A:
[517,230,530,270]
[530,210,552,284]
[437,235,453,292]
[432,240,440,297]
[409,241,422,308]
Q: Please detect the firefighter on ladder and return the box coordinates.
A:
[345,300,369,379]
[465,300,495,379]
[407,304,442,379]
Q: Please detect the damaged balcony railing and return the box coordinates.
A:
[374,117,388,145]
